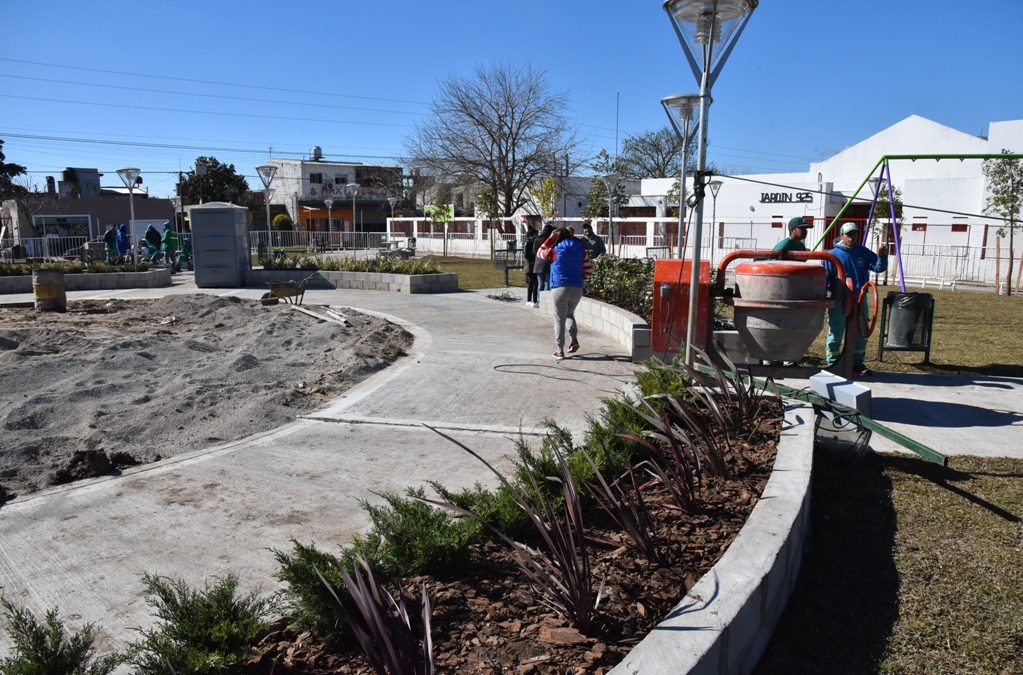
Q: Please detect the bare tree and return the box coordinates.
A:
[618,128,691,179]
[406,63,578,217]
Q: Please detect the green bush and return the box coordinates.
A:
[128,573,274,675]
[585,255,654,322]
[364,489,479,577]
[429,481,532,543]
[0,261,149,276]
[260,254,442,274]
[273,536,388,639]
[0,595,123,675]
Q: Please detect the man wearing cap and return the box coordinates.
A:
[773,216,812,252]
[822,222,887,375]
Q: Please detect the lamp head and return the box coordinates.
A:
[116,167,141,188]
[661,93,703,123]
[709,180,723,197]
[256,164,277,189]
[324,199,334,210]
[664,0,758,44]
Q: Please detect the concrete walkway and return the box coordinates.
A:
[0,279,638,653]
[2,276,1021,656]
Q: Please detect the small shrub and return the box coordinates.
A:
[585,255,654,322]
[428,481,533,543]
[273,536,388,639]
[128,573,274,675]
[363,489,479,577]
[0,595,123,675]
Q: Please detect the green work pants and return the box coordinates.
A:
[826,301,869,368]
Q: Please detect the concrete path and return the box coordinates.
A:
[0,279,637,654]
[2,276,1021,656]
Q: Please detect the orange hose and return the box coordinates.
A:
[857,280,879,337]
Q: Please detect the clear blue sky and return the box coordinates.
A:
[3,0,1021,198]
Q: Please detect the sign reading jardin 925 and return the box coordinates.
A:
[760,192,814,204]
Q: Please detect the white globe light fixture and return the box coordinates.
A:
[663,0,758,365]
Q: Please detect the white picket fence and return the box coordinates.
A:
[1,236,88,261]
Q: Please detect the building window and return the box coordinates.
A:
[951,224,968,233]
[334,174,343,185]
[771,216,783,228]
[309,173,323,184]
[912,223,927,232]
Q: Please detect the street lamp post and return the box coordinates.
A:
[708,179,723,266]
[387,196,399,241]
[116,168,140,259]
[663,0,758,365]
[324,198,333,251]
[661,93,702,259]
[256,164,277,257]
[346,182,361,244]
[601,174,619,256]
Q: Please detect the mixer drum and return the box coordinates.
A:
[732,261,833,362]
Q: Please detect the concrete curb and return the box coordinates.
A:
[538,293,652,362]
[0,269,171,293]
[611,400,814,675]
[246,268,458,293]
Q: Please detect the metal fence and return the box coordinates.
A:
[894,244,1006,286]
[1,236,89,261]
[248,230,388,253]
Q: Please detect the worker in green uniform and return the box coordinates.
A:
[161,222,180,273]
[773,216,813,252]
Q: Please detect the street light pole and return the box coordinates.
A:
[664,0,758,365]
[708,179,723,266]
[346,182,361,243]
[116,167,140,243]
[324,198,333,251]
[601,174,619,256]
[256,164,277,258]
[661,93,702,259]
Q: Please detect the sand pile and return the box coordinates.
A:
[0,294,412,499]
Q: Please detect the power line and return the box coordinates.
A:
[0,57,429,106]
[0,73,426,117]
[0,94,415,129]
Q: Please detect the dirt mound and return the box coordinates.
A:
[0,295,413,496]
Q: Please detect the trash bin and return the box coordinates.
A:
[886,291,932,347]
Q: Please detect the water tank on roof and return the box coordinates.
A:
[310,146,322,161]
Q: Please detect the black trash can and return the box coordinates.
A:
[886,291,932,347]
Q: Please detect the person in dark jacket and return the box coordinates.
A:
[532,223,555,294]
[523,225,539,308]
[548,227,586,359]
[102,224,117,262]
[581,222,606,258]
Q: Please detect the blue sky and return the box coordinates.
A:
[3,0,1021,198]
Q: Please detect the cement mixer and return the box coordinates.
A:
[652,249,866,379]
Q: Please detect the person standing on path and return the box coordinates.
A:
[773,216,813,252]
[546,227,586,359]
[822,222,887,375]
[523,224,539,308]
[103,224,117,262]
[162,222,179,273]
[532,223,555,296]
[582,222,607,259]
[115,224,131,259]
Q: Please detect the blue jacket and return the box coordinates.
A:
[115,225,131,254]
[549,237,585,289]
[824,243,886,295]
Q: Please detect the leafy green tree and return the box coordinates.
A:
[532,176,561,223]
[475,185,500,223]
[583,150,628,220]
[272,213,294,231]
[177,156,249,204]
[983,149,1023,295]
[0,139,28,201]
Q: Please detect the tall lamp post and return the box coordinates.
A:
[324,198,334,251]
[386,196,399,241]
[256,164,277,256]
[708,179,723,266]
[663,0,758,365]
[346,182,361,239]
[601,174,619,256]
[116,167,141,241]
[661,93,702,259]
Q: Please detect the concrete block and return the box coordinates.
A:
[809,371,871,416]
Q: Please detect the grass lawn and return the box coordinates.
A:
[756,452,1023,674]
[428,255,527,290]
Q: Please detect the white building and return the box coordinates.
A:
[639,116,1023,253]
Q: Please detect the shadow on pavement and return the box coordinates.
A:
[755,450,899,675]
[871,397,1023,428]
[869,370,1023,389]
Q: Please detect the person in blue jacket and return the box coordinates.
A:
[547,227,586,359]
[115,223,132,259]
[822,222,888,375]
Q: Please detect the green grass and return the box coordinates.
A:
[756,452,1023,674]
[429,255,526,290]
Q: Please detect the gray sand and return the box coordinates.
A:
[0,294,412,497]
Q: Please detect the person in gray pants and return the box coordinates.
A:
[546,227,586,359]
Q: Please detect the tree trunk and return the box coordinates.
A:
[1015,239,1023,294]
[1007,224,1016,297]
[995,237,1002,294]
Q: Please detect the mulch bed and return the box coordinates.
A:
[245,399,782,674]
